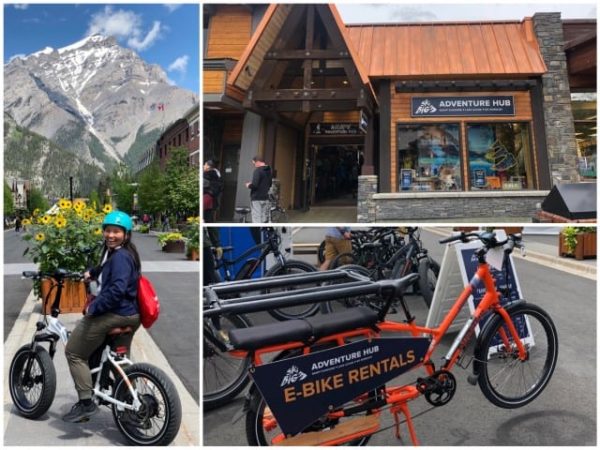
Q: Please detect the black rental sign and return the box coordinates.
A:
[250,337,430,437]
[310,123,363,135]
[411,96,515,117]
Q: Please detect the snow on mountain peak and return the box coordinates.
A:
[58,34,110,54]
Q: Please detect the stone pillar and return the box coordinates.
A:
[357,175,378,223]
[235,111,263,209]
[532,12,580,184]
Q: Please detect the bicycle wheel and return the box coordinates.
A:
[317,240,326,264]
[418,257,440,308]
[475,303,558,409]
[245,347,376,446]
[204,314,252,410]
[331,252,356,269]
[9,344,56,419]
[112,363,182,446]
[320,264,376,314]
[265,260,319,321]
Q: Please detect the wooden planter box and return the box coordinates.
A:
[40,279,87,314]
[559,232,597,260]
[187,249,200,261]
[162,240,185,253]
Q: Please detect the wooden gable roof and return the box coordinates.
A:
[345,18,547,78]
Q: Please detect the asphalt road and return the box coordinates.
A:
[4,229,200,403]
[203,227,596,446]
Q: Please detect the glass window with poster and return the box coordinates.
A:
[397,123,461,191]
[466,123,534,191]
[571,92,597,179]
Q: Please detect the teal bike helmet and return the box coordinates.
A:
[102,211,133,232]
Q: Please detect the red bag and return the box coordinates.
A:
[203,193,214,210]
[138,275,160,328]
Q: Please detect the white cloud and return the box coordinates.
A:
[128,21,162,52]
[167,55,189,73]
[164,4,181,13]
[13,4,28,10]
[166,77,177,86]
[87,6,163,51]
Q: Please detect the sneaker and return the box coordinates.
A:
[62,400,98,423]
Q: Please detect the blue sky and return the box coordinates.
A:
[4,3,199,93]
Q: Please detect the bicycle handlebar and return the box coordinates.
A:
[439,231,524,254]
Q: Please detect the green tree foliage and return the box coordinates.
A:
[27,187,50,215]
[111,164,137,214]
[138,160,166,216]
[164,147,199,218]
[4,180,14,216]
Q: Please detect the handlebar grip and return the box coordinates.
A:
[22,271,40,278]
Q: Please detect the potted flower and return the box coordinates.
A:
[22,199,107,313]
[559,226,596,260]
[157,232,186,253]
[184,216,200,260]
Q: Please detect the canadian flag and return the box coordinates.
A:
[157,103,165,111]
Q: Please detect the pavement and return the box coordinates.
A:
[4,292,199,447]
[3,230,200,446]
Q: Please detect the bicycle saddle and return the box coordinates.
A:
[229,306,379,351]
[235,207,251,214]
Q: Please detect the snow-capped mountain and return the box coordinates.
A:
[4,34,198,170]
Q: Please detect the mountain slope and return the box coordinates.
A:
[4,113,103,199]
[4,34,198,171]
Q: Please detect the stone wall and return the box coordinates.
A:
[533,12,580,183]
[358,190,549,221]
[357,175,378,222]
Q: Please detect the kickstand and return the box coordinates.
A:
[391,402,419,446]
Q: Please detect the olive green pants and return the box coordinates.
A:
[65,313,140,400]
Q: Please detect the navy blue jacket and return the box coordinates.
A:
[88,248,139,317]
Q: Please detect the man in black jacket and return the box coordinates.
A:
[245,155,273,223]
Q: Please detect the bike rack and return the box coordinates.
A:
[203,269,380,318]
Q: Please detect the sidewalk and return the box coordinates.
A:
[424,227,596,280]
[4,290,199,446]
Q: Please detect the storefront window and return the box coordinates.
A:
[571,92,597,179]
[466,123,533,190]
[397,124,461,191]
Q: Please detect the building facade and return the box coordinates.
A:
[203,4,596,221]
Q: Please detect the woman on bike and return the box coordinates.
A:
[63,211,142,423]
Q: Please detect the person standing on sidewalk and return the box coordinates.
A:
[320,227,352,271]
[63,211,141,423]
[245,155,273,223]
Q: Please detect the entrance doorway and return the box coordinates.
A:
[313,145,363,206]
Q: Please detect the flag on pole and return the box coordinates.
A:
[158,103,165,111]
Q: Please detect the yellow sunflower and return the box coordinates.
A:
[32,208,41,217]
[73,200,86,212]
[35,233,45,241]
[40,215,52,225]
[94,227,103,236]
[22,218,32,226]
[58,198,72,210]
[102,204,112,214]
[54,215,67,228]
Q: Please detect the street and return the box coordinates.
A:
[203,227,596,446]
[4,229,199,445]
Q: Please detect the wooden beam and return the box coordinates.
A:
[252,88,361,102]
[265,49,351,60]
[303,6,315,113]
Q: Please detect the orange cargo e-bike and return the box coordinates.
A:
[203,231,558,446]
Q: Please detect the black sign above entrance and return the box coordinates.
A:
[411,96,515,117]
[310,123,364,136]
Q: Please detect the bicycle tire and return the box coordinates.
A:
[9,345,56,419]
[265,260,319,321]
[204,314,253,410]
[245,347,375,446]
[331,252,356,269]
[417,257,440,308]
[475,303,558,409]
[112,363,182,446]
[317,240,326,264]
[320,264,375,314]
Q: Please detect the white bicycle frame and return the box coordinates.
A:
[39,315,142,412]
